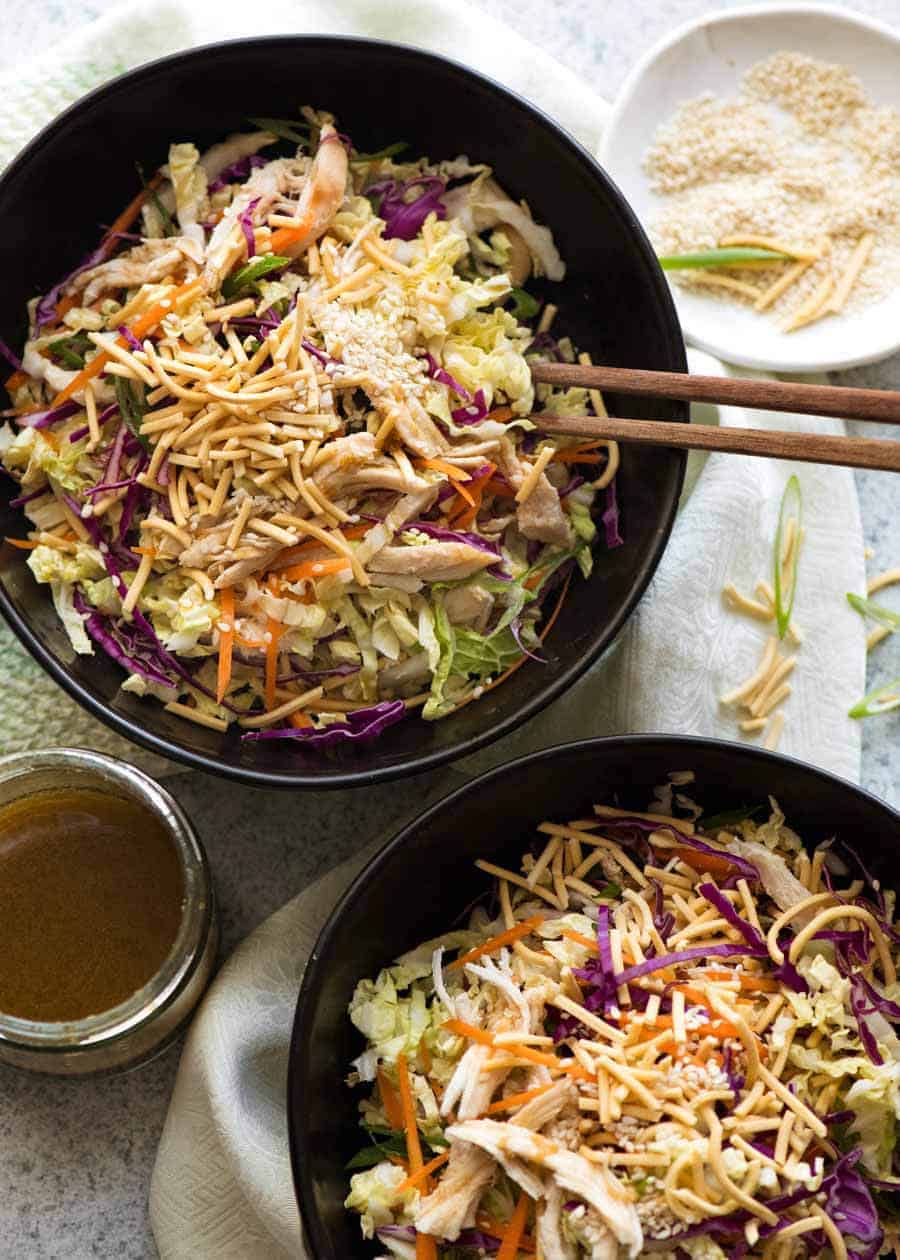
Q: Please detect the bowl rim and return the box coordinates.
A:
[287,732,898,1254]
[600,1,900,373]
[0,34,686,788]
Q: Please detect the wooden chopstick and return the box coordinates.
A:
[534,413,900,472]
[531,362,900,426]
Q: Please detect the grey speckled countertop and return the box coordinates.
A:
[0,1,897,1257]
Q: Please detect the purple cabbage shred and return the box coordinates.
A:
[242,699,406,747]
[366,175,447,240]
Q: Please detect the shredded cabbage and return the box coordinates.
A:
[345,1163,418,1240]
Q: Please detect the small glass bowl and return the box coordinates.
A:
[0,748,217,1075]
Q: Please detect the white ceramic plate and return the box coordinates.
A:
[601,3,900,373]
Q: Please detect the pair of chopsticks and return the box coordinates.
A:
[530,363,900,472]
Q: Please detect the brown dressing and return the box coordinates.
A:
[0,788,184,1022]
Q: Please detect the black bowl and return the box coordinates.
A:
[0,37,686,788]
[289,735,900,1257]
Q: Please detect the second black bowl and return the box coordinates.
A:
[289,736,899,1257]
[0,37,686,787]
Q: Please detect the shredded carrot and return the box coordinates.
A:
[377,1068,405,1133]
[53,295,81,322]
[269,213,314,255]
[4,369,29,395]
[418,1041,432,1075]
[388,1155,410,1170]
[484,1084,553,1115]
[444,1018,494,1048]
[671,845,742,879]
[234,630,267,650]
[396,1150,450,1193]
[646,1014,674,1029]
[288,712,313,729]
[341,522,372,541]
[416,1235,438,1260]
[272,523,370,570]
[443,1019,588,1079]
[670,985,713,1010]
[264,616,284,710]
[396,1053,424,1173]
[561,928,599,953]
[448,461,496,529]
[4,537,40,550]
[416,456,471,481]
[448,916,544,972]
[476,1215,536,1253]
[497,1192,531,1260]
[216,587,235,705]
[397,1053,439,1259]
[693,1021,740,1039]
[487,406,514,423]
[50,277,202,407]
[550,440,609,466]
[484,477,517,499]
[131,546,157,558]
[449,477,475,507]
[280,556,350,583]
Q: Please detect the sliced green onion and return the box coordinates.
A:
[508,287,540,321]
[847,592,900,631]
[849,677,900,719]
[247,116,309,145]
[222,255,290,300]
[773,475,802,639]
[658,247,790,270]
[350,141,408,163]
[48,332,93,370]
[114,377,149,451]
[701,805,764,831]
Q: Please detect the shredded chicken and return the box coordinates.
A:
[370,391,446,460]
[728,838,816,922]
[72,240,194,305]
[447,1120,643,1258]
[373,543,496,582]
[537,1182,578,1260]
[511,1079,576,1131]
[497,437,574,548]
[414,1140,496,1241]
[444,583,494,631]
[276,125,349,259]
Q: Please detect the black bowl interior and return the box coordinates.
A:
[289,735,899,1258]
[0,37,686,787]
